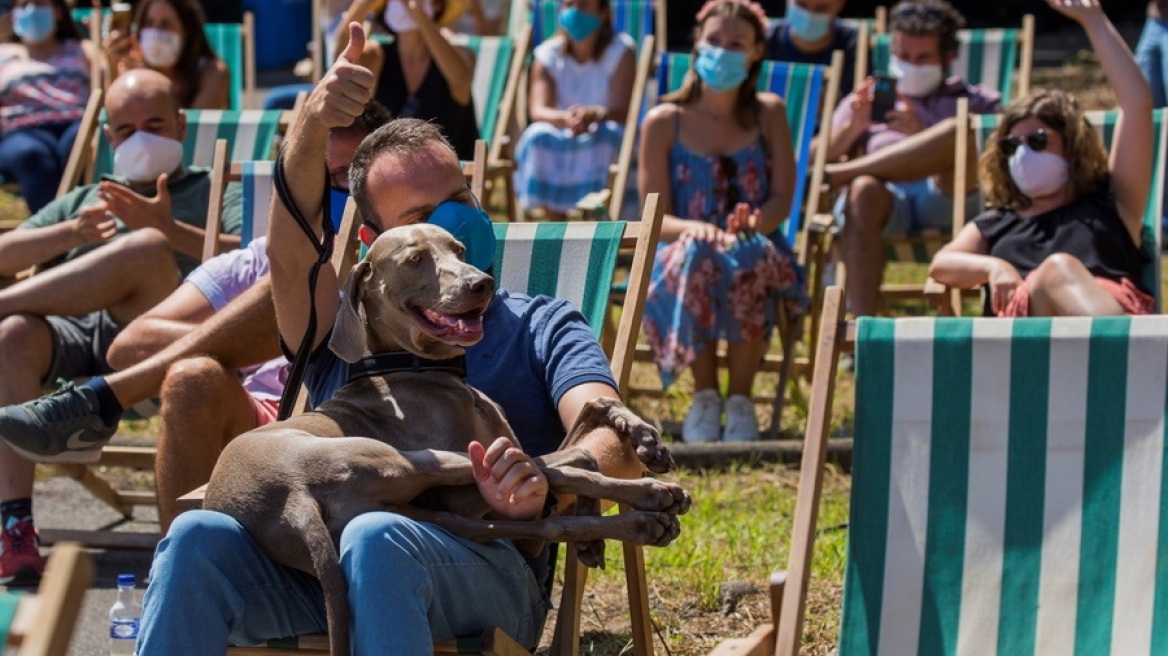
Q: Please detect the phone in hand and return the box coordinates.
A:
[871,74,898,124]
[109,3,133,35]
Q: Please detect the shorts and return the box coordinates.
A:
[42,309,124,386]
[834,177,981,238]
[1000,273,1156,317]
[248,396,281,427]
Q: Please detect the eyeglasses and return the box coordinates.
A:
[892,3,944,22]
[997,129,1050,157]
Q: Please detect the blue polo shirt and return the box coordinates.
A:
[302,289,617,457]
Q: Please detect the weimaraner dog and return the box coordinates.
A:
[204,223,691,656]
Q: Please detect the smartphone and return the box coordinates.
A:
[871,74,897,124]
[110,3,133,34]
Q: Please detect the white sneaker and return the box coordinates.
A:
[683,389,723,443]
[723,394,759,442]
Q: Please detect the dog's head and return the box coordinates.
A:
[330,223,495,363]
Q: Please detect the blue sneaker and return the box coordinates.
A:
[0,381,116,464]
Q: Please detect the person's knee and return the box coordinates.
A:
[0,133,53,173]
[116,228,173,266]
[339,512,422,565]
[1031,253,1088,290]
[846,176,892,228]
[157,510,248,566]
[0,315,51,373]
[160,357,234,404]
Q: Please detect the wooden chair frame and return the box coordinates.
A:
[8,543,94,656]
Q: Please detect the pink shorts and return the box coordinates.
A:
[248,396,282,427]
[1000,273,1155,317]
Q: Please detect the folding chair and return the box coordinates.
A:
[529,0,666,53]
[870,15,1034,105]
[626,51,843,438]
[5,542,94,656]
[204,15,259,110]
[925,106,1168,316]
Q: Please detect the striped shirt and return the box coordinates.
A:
[0,39,90,134]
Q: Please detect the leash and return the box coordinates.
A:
[346,352,468,383]
[273,143,336,421]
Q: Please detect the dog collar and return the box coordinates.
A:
[347,352,468,382]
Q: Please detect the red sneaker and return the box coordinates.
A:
[0,517,44,585]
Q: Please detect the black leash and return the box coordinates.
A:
[346,352,468,383]
[273,143,336,421]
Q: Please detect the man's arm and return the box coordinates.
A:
[0,196,117,276]
[557,382,643,481]
[269,23,374,351]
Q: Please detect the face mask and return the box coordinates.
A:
[889,55,944,97]
[695,44,749,94]
[426,197,496,272]
[558,6,601,41]
[329,187,350,232]
[113,130,185,183]
[786,2,831,42]
[12,4,54,43]
[1008,145,1069,200]
[384,0,433,33]
[139,27,183,69]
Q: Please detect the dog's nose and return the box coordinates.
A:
[465,271,494,296]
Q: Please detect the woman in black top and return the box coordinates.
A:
[334,0,478,160]
[929,0,1156,317]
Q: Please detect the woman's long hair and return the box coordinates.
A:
[47,0,82,43]
[662,0,766,131]
[980,89,1109,211]
[134,0,219,106]
[556,0,613,62]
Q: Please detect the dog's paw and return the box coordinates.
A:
[605,402,675,475]
[574,539,606,569]
[638,481,692,516]
[621,511,681,548]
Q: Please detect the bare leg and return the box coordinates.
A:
[104,278,281,408]
[840,176,895,317]
[1026,254,1126,317]
[0,230,179,326]
[0,316,54,503]
[690,342,718,391]
[155,356,260,533]
[827,118,974,190]
[725,340,766,397]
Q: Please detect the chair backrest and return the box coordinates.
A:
[240,160,275,245]
[970,108,1167,305]
[655,52,840,246]
[871,17,1033,104]
[204,16,256,110]
[530,0,663,52]
[93,109,283,180]
[447,32,517,150]
[841,314,1168,656]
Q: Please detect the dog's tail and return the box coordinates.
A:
[301,515,351,656]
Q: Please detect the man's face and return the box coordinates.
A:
[890,30,950,67]
[327,131,364,190]
[364,142,472,233]
[104,91,186,150]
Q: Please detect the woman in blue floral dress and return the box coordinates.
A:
[639,0,808,442]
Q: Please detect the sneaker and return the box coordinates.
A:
[723,394,760,442]
[0,516,44,586]
[0,381,116,464]
[683,389,723,443]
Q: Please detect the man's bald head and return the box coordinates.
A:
[103,69,186,149]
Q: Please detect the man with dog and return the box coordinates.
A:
[137,23,649,654]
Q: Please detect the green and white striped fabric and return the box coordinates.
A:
[240,160,274,245]
[845,315,1168,656]
[531,0,657,51]
[204,22,246,110]
[656,53,828,246]
[93,109,282,179]
[446,34,514,148]
[873,29,1022,104]
[491,221,624,337]
[971,108,1166,307]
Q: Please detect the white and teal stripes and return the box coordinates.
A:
[447,34,514,147]
[491,221,623,338]
[843,315,1168,656]
[240,160,274,245]
[873,29,1021,103]
[530,0,656,50]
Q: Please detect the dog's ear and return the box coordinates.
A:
[329,260,372,363]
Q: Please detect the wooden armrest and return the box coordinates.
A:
[806,212,836,234]
[923,276,947,297]
[175,483,208,512]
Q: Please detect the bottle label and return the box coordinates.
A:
[110,618,139,640]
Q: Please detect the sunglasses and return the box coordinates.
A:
[997,129,1050,157]
[892,3,944,21]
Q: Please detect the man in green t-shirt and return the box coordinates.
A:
[0,69,242,585]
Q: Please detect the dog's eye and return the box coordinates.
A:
[453,244,466,257]
[408,253,422,263]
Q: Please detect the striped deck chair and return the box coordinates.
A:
[871,15,1034,105]
[204,15,258,110]
[926,106,1168,316]
[447,31,527,162]
[530,0,666,52]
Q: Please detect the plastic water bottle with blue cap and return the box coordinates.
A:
[109,573,141,655]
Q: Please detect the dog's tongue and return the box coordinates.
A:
[423,308,484,337]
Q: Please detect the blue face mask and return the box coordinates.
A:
[329,187,350,233]
[786,2,832,42]
[425,198,496,273]
[558,6,601,41]
[694,44,750,93]
[13,4,54,43]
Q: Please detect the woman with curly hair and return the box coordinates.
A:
[929,0,1155,317]
[639,0,807,443]
[103,0,230,109]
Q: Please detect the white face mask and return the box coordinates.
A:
[384,0,434,33]
[139,27,183,68]
[113,130,184,183]
[1008,144,1069,200]
[889,55,944,97]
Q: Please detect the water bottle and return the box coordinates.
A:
[108,574,141,655]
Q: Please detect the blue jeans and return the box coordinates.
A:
[0,120,81,212]
[1137,16,1168,108]
[138,510,548,655]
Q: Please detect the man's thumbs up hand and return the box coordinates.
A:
[312,22,376,129]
